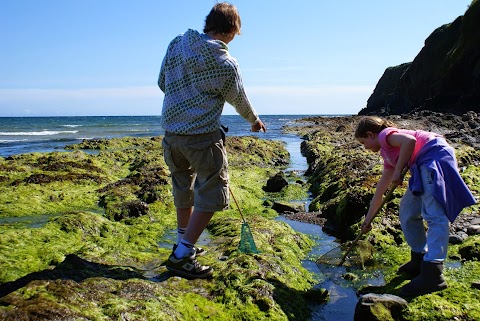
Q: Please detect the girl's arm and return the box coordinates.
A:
[362,168,393,233]
[386,132,416,185]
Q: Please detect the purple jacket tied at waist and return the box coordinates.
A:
[409,138,476,223]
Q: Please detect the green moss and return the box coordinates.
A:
[292,115,480,320]
[2,122,478,320]
[370,304,395,321]
[266,181,309,202]
[0,136,319,321]
[0,224,82,282]
[0,182,100,217]
[457,235,480,260]
[402,263,480,321]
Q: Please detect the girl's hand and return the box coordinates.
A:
[361,220,372,234]
[391,171,404,186]
[392,166,409,186]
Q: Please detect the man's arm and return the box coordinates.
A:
[223,61,262,127]
[158,55,167,92]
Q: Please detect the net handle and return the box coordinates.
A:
[339,166,408,266]
[229,186,246,223]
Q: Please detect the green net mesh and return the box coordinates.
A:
[316,239,374,268]
[238,222,259,254]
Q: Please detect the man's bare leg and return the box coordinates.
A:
[176,207,192,245]
[174,209,214,258]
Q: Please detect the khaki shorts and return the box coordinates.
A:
[162,130,229,212]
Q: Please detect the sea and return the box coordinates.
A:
[0,115,325,158]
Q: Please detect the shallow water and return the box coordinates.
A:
[278,136,363,321]
[0,214,59,228]
[276,216,359,321]
[157,229,211,251]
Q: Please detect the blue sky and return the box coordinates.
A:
[0,1,472,117]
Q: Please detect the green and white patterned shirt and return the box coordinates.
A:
[158,29,259,135]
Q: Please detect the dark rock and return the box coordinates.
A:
[262,199,274,207]
[462,111,478,122]
[361,63,411,116]
[456,231,468,241]
[107,200,150,221]
[470,218,480,225]
[354,293,408,321]
[359,2,480,116]
[283,211,326,225]
[449,233,465,244]
[263,172,288,192]
[343,272,358,281]
[303,287,329,303]
[272,201,304,214]
[459,241,480,261]
[467,225,480,235]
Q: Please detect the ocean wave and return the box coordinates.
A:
[0,130,79,136]
[62,125,83,128]
[0,139,28,143]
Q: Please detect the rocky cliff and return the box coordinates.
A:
[359,0,480,115]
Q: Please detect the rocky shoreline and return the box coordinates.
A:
[277,112,480,320]
[0,112,479,320]
[282,111,480,243]
[0,135,324,321]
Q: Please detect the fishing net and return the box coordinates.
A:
[316,168,408,269]
[316,239,374,269]
[238,222,259,254]
[229,186,260,254]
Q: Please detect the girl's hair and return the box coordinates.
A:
[355,116,395,138]
[203,2,242,36]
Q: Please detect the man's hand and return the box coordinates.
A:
[252,119,266,132]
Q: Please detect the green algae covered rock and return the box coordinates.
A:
[458,235,480,260]
[287,114,480,321]
[0,135,324,321]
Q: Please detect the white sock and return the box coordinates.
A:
[176,227,186,245]
[174,240,194,259]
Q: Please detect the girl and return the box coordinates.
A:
[355,116,476,297]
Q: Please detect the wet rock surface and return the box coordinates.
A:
[283,112,480,320]
[283,112,480,244]
[263,171,289,192]
[0,136,319,321]
[1,113,479,320]
[354,293,408,321]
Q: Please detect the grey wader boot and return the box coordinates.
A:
[399,261,447,297]
[397,251,424,279]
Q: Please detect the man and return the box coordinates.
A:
[158,2,266,279]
